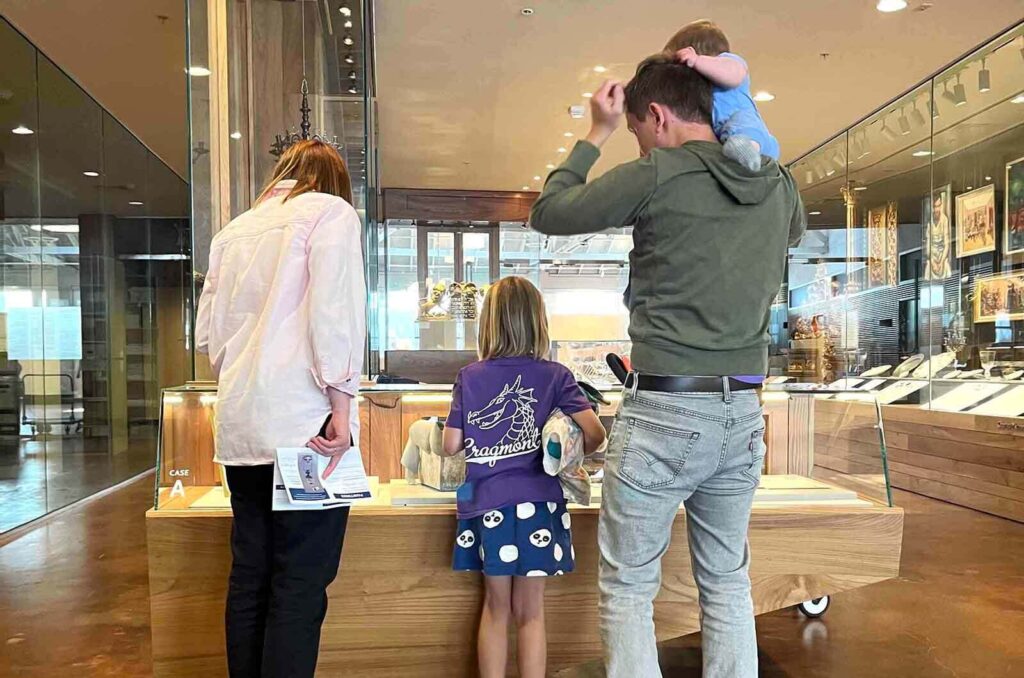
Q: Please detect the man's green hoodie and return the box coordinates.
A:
[530,139,806,377]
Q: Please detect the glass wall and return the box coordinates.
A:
[785,22,1024,416]
[0,19,192,532]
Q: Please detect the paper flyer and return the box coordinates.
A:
[272,447,373,511]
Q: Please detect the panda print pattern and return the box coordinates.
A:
[452,501,574,577]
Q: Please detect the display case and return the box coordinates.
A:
[785,23,1024,522]
[153,383,225,510]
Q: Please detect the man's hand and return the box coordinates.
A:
[674,47,699,67]
[307,392,353,478]
[585,79,625,148]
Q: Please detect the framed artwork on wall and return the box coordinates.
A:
[922,185,952,279]
[1006,156,1024,256]
[955,184,996,258]
[974,271,1024,323]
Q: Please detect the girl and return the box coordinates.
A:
[441,276,606,678]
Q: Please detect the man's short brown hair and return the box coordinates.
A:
[624,54,713,125]
[664,19,730,57]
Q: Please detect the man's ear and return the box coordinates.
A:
[649,102,668,134]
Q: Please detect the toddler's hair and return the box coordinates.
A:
[664,19,730,57]
[478,276,550,361]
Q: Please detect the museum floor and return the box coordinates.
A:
[1,474,1022,677]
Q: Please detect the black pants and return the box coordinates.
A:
[224,464,349,678]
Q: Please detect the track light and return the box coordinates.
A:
[898,108,911,135]
[880,120,897,141]
[805,169,814,185]
[952,75,967,106]
[941,81,958,105]
[978,59,991,93]
[857,131,871,159]
[832,149,845,170]
[910,103,926,128]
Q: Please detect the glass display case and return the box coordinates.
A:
[153,383,226,510]
[785,23,1024,417]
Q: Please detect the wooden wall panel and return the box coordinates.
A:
[148,500,902,678]
[816,400,1024,523]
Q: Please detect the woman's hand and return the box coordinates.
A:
[308,391,354,478]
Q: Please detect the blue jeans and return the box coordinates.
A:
[598,386,765,677]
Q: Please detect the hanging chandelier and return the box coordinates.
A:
[269,78,343,157]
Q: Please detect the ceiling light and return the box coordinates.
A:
[912,150,934,157]
[966,186,973,190]
[546,164,555,169]
[831,150,845,170]
[344,20,353,29]
[43,224,79,233]
[910,104,926,128]
[129,201,144,206]
[952,76,967,106]
[533,176,541,181]
[941,81,958,105]
[826,169,836,177]
[557,147,567,153]
[522,185,530,190]
[593,65,607,73]
[563,132,574,138]
[931,99,941,118]
[985,175,992,181]
[11,125,33,135]
[339,6,352,16]
[348,70,357,79]
[1011,93,1024,104]
[521,7,535,15]
[978,59,991,93]
[752,91,775,102]
[187,66,211,77]
[82,170,100,177]
[853,185,868,191]
[809,211,822,216]
[343,36,354,46]
[804,170,814,185]
[230,131,242,140]
[880,121,897,141]
[876,0,907,12]
[582,92,593,98]
[345,54,355,65]
[348,86,358,94]
[898,109,911,135]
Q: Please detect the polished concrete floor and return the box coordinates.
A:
[1,475,1022,677]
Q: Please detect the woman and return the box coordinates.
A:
[195,139,365,678]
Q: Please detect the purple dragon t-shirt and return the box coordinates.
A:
[447,357,592,519]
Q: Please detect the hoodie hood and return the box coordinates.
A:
[679,140,784,205]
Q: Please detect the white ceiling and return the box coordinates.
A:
[375,0,1024,191]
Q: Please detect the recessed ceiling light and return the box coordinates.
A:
[83,170,100,177]
[985,175,992,181]
[582,92,593,98]
[557,147,567,153]
[876,0,907,12]
[343,36,354,46]
[344,20,353,29]
[187,66,211,77]
[348,86,358,94]
[11,125,34,135]
[339,6,352,16]
[912,150,934,157]
[853,186,868,191]
[1012,94,1024,104]
[563,132,574,137]
[345,54,355,65]
[593,65,607,73]
[967,186,973,190]
[230,131,242,140]
[129,201,144,206]
[533,176,541,181]
[753,91,775,102]
[809,211,822,216]
[546,164,555,169]
[522,185,530,190]
[521,7,535,15]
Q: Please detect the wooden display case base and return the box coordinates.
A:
[147,481,902,677]
[816,399,1024,523]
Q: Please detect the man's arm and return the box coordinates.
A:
[783,168,808,247]
[530,80,656,236]
[675,48,747,90]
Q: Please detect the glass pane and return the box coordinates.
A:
[462,231,490,286]
[424,231,455,291]
[0,19,44,532]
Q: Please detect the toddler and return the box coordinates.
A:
[441,276,606,678]
[666,19,780,171]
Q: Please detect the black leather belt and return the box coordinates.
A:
[623,373,761,393]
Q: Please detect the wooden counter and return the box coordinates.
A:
[147,478,902,677]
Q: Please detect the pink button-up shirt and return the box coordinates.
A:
[196,181,365,465]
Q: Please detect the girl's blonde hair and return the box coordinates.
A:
[478,276,550,361]
[256,139,353,205]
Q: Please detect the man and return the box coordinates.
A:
[530,55,805,677]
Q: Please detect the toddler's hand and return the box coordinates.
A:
[674,47,699,67]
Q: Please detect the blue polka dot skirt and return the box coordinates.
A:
[452,501,575,577]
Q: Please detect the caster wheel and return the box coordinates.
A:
[798,596,830,618]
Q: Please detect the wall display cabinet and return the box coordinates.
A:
[785,23,1024,521]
